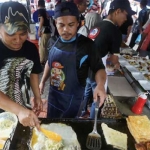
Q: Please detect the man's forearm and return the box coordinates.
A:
[0,91,25,115]
[95,69,106,87]
[109,55,119,65]
[40,61,50,84]
[30,74,41,99]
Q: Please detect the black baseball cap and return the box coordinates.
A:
[0,1,29,35]
[109,0,136,15]
[54,2,79,19]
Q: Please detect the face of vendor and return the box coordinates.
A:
[0,26,28,51]
[56,16,79,41]
[114,9,128,27]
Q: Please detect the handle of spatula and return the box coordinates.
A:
[93,97,100,133]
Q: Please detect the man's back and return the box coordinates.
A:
[89,20,122,57]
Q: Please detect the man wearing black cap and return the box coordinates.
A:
[89,0,135,69]
[0,1,42,128]
[88,0,135,118]
[40,2,106,118]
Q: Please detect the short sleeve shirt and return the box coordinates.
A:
[0,40,42,74]
[88,20,122,57]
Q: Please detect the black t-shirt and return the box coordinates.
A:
[48,34,105,86]
[0,40,42,74]
[120,15,133,35]
[89,20,122,57]
[38,8,51,33]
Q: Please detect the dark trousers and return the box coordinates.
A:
[129,33,139,48]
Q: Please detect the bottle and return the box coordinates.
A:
[131,93,147,114]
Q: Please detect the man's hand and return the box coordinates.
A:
[93,84,106,107]
[39,82,45,95]
[17,108,40,130]
[32,97,43,116]
[114,62,120,70]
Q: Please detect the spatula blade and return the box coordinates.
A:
[86,135,101,150]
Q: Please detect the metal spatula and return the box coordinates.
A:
[86,98,101,150]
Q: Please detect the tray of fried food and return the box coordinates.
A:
[130,56,141,61]
[101,95,122,119]
[146,60,150,66]
[147,66,150,72]
[138,61,148,67]
[122,55,132,60]
[135,65,148,72]
[143,73,150,81]
[128,60,139,66]
[126,115,150,144]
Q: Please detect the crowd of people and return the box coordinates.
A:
[0,0,150,129]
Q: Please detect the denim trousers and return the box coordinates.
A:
[81,78,97,113]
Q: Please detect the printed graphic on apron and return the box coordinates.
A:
[50,61,66,90]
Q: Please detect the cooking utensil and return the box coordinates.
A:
[40,127,62,142]
[86,97,101,150]
[118,68,124,75]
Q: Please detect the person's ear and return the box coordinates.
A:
[115,9,121,15]
[76,4,80,9]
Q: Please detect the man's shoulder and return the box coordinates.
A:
[50,36,58,45]
[23,40,38,52]
[78,34,94,44]
[24,40,37,47]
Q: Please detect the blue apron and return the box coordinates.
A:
[47,37,85,118]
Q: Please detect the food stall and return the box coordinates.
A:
[1,49,150,150]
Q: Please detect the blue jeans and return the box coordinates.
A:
[80,78,96,115]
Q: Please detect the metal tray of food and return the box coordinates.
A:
[131,72,145,81]
[6,118,136,150]
[138,80,150,91]
[125,65,139,72]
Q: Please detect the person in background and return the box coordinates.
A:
[88,0,101,14]
[137,23,150,58]
[88,0,135,119]
[129,0,140,23]
[100,0,112,19]
[78,12,102,37]
[129,0,148,48]
[120,14,134,43]
[74,0,87,28]
[0,1,42,128]
[78,12,102,118]
[38,0,51,65]
[39,2,106,118]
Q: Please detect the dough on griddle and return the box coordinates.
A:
[101,123,127,150]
